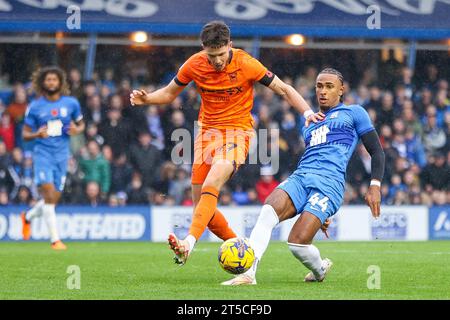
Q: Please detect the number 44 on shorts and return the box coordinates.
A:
[308,193,329,212]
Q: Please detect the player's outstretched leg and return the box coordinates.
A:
[287,212,332,282]
[169,161,234,265]
[21,199,45,240]
[222,189,296,285]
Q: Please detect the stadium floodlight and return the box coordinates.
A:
[131,31,148,43]
[286,34,306,46]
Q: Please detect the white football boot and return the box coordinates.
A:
[304,258,333,282]
[221,273,257,286]
[168,233,190,265]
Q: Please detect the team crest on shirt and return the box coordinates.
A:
[61,107,68,117]
[228,71,237,82]
[330,111,339,119]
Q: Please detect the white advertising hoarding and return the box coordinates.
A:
[151,206,429,242]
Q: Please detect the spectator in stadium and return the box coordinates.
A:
[145,105,165,151]
[232,184,251,205]
[401,99,423,137]
[98,103,133,157]
[388,174,407,204]
[169,167,191,205]
[82,181,103,207]
[420,152,449,192]
[129,131,161,188]
[7,86,27,149]
[116,191,128,206]
[255,165,279,204]
[423,64,439,89]
[110,152,133,194]
[365,85,382,110]
[151,161,176,196]
[219,186,235,206]
[79,139,111,197]
[68,68,83,100]
[85,122,105,147]
[181,188,193,206]
[162,109,191,161]
[102,144,113,163]
[80,80,98,109]
[404,128,427,168]
[0,141,14,194]
[398,66,415,99]
[378,91,395,126]
[182,86,200,132]
[84,94,106,125]
[7,86,28,123]
[416,87,433,116]
[13,185,32,205]
[246,188,260,205]
[126,172,148,204]
[102,68,116,93]
[0,112,15,151]
[0,187,9,205]
[108,193,118,207]
[279,111,303,172]
[62,157,84,204]
[422,111,447,154]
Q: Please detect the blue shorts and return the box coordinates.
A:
[33,156,68,192]
[277,172,344,224]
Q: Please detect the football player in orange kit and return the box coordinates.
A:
[130,21,324,265]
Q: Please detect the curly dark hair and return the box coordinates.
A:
[31,66,69,96]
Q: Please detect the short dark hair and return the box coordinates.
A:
[319,68,344,84]
[200,21,230,48]
[31,66,69,96]
[318,67,344,102]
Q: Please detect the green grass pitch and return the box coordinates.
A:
[1,241,449,300]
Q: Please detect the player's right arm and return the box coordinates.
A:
[22,102,49,141]
[22,125,49,141]
[130,58,193,107]
[267,76,324,126]
[130,79,185,106]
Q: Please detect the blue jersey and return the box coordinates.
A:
[24,95,82,161]
[298,103,374,186]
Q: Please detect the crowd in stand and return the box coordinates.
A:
[0,55,448,208]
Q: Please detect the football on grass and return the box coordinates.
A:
[218,237,255,274]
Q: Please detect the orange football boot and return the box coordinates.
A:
[51,240,67,250]
[20,212,31,240]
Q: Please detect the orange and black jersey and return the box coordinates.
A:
[174,48,274,130]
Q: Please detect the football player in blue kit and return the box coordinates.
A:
[223,68,385,285]
[21,66,85,250]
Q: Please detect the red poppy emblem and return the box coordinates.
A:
[51,109,58,117]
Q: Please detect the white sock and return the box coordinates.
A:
[25,199,45,221]
[186,234,197,253]
[42,204,60,243]
[245,204,279,278]
[288,243,324,278]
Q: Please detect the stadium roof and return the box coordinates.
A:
[0,0,449,39]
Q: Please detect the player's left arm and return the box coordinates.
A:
[68,119,85,136]
[68,98,85,135]
[361,130,385,218]
[266,75,324,126]
[353,105,385,218]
